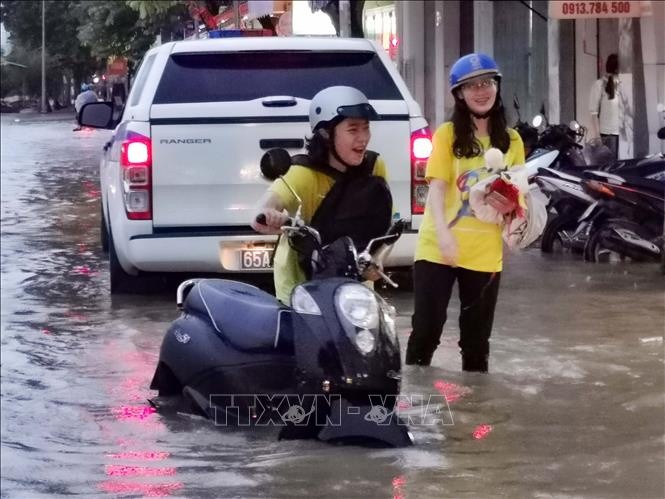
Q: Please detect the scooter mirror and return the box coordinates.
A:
[658,127,665,140]
[260,148,291,181]
[532,114,544,128]
[513,95,520,109]
[364,232,401,256]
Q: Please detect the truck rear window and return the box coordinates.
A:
[153,51,402,103]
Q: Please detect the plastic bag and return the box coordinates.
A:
[502,185,548,250]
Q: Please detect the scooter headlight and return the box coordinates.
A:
[355,329,376,354]
[292,285,321,315]
[336,284,379,330]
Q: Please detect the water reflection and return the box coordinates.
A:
[2,114,663,498]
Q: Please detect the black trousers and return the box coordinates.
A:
[405,260,501,366]
[601,133,619,159]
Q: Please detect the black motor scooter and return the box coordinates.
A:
[580,169,664,263]
[149,152,413,447]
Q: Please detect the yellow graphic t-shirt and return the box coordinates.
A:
[414,122,525,272]
[269,158,388,304]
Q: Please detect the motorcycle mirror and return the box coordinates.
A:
[513,95,520,109]
[259,148,291,181]
[532,114,544,128]
[658,127,665,140]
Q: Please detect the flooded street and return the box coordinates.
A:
[1,112,663,498]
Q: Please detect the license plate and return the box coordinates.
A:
[240,249,274,269]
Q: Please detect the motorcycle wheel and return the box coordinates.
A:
[584,221,659,263]
[540,215,579,253]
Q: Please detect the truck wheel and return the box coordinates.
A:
[109,232,143,294]
[100,205,109,253]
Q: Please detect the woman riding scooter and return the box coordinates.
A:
[251,86,393,304]
[150,87,413,447]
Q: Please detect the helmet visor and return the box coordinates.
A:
[451,69,500,91]
[336,103,379,121]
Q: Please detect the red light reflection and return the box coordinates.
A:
[392,475,406,499]
[433,380,471,403]
[107,451,170,461]
[72,265,98,277]
[105,464,176,477]
[82,180,101,199]
[113,405,156,421]
[396,399,411,409]
[101,342,181,496]
[99,482,183,497]
[472,424,493,440]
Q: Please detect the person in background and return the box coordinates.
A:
[73,83,99,131]
[588,53,622,159]
[405,53,525,373]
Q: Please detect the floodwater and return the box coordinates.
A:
[1,113,663,498]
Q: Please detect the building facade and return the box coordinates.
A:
[390,0,664,157]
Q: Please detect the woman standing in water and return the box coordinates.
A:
[405,53,525,372]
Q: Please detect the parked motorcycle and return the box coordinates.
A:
[512,95,539,159]
[534,166,596,253]
[149,152,413,447]
[530,107,588,169]
[580,170,664,263]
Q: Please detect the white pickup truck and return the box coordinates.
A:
[81,36,432,293]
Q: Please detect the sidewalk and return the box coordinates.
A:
[7,107,76,122]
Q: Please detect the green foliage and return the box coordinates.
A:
[1,1,100,99]
[0,43,43,98]
[0,0,190,99]
[126,0,181,20]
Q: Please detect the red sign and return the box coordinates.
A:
[107,57,128,76]
[549,0,652,19]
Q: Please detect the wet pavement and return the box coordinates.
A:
[1,112,663,498]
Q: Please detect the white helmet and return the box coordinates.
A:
[309,86,378,132]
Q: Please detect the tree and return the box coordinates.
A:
[0,42,42,98]
[1,1,101,103]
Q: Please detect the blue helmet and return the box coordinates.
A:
[449,53,501,92]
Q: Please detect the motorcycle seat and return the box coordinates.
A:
[584,170,664,196]
[184,279,291,352]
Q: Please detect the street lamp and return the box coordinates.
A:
[41,0,46,113]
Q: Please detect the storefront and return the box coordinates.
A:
[363,1,398,62]
[396,0,663,156]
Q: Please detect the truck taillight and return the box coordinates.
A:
[411,127,432,215]
[120,135,152,220]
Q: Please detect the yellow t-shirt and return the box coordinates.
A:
[269,158,389,304]
[414,122,525,272]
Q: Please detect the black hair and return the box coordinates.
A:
[604,53,618,100]
[305,130,330,167]
[305,116,346,167]
[451,80,510,158]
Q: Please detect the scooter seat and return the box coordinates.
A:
[185,279,289,352]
